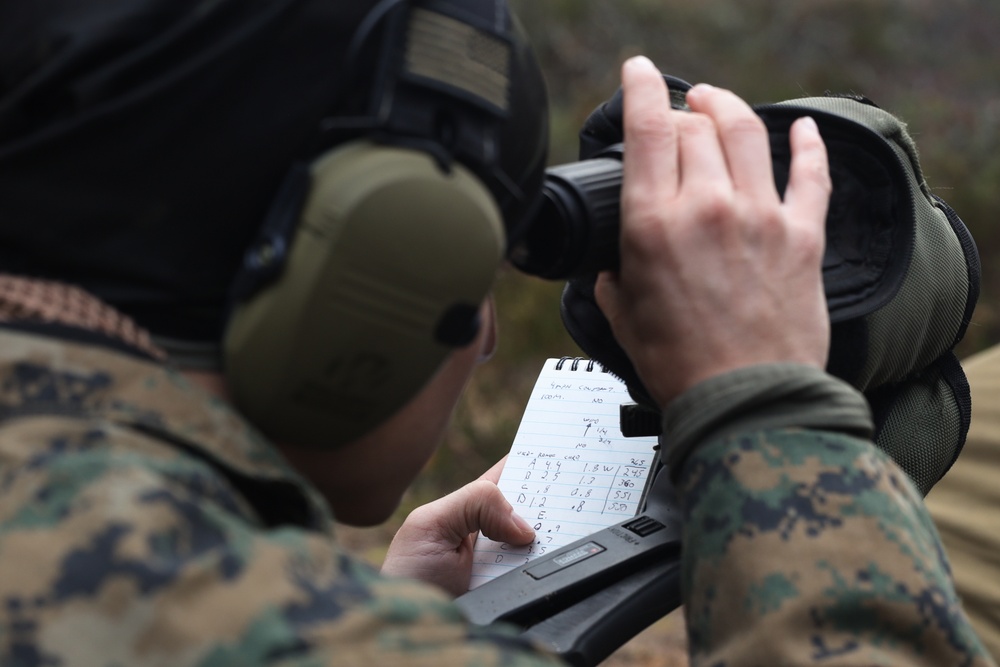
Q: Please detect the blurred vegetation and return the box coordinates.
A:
[338,2,1000,662]
[412,0,1000,499]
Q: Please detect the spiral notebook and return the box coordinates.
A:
[468,357,661,590]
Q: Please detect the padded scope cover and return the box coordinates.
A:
[561,76,980,496]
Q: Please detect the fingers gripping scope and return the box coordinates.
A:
[537,75,979,497]
[222,0,549,448]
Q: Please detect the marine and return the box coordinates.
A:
[0,0,994,665]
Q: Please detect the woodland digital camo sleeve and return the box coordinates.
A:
[0,331,564,667]
[670,364,995,667]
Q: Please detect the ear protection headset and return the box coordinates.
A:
[222,0,548,448]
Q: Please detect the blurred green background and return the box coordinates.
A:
[339,1,1000,662]
[423,0,1000,503]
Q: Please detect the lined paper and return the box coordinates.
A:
[469,358,659,589]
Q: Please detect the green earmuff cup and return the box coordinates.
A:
[223,141,505,448]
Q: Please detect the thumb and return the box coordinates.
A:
[447,479,535,546]
[390,480,534,559]
[594,270,622,322]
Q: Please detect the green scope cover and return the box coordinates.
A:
[561,79,980,496]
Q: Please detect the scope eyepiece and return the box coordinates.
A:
[510,144,625,280]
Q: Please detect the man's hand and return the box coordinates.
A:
[381,457,534,597]
[596,57,832,409]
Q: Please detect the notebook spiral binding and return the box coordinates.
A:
[555,356,609,373]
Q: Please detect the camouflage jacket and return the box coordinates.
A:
[668,364,994,666]
[0,324,993,666]
[0,326,560,666]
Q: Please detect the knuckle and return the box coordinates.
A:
[621,190,669,240]
[800,155,832,193]
[795,224,826,262]
[696,188,736,225]
[619,218,668,259]
[466,479,499,504]
[620,233,669,270]
[719,114,766,140]
[621,180,657,213]
[815,163,833,194]
[753,206,785,233]
[629,112,676,143]
[678,112,715,136]
[793,137,832,191]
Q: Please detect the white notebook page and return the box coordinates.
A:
[469,357,660,590]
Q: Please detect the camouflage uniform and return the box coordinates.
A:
[0,326,560,667]
[0,321,993,666]
[670,365,995,666]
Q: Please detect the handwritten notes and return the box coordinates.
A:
[469,357,660,589]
